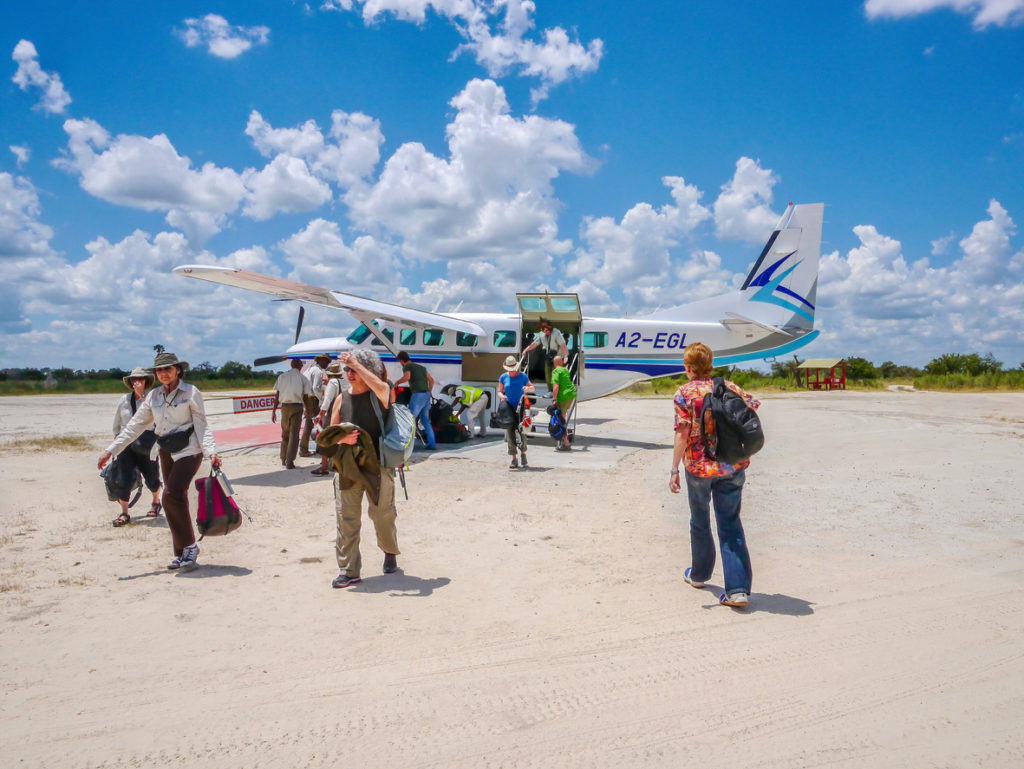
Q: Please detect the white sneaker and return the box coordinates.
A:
[167,556,183,570]
[179,543,200,570]
[684,567,705,589]
[720,591,749,608]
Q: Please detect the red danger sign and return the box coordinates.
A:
[232,395,276,414]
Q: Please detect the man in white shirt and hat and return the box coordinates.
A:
[272,358,313,469]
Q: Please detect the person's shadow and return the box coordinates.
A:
[117,564,253,581]
[176,565,253,578]
[698,586,814,616]
[346,571,451,597]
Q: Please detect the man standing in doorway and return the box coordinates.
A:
[393,351,436,451]
[522,317,568,391]
[272,358,312,469]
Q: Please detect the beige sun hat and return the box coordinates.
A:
[502,355,520,372]
[325,361,345,377]
[151,351,190,372]
[122,367,155,389]
[314,353,332,366]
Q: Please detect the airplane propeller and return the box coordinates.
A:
[252,305,305,367]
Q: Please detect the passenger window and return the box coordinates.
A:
[551,297,579,312]
[423,328,444,346]
[400,329,417,346]
[583,332,608,349]
[493,330,517,348]
[519,297,546,312]
[370,328,394,346]
[346,324,372,344]
[456,332,478,347]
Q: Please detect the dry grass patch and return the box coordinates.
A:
[0,435,96,453]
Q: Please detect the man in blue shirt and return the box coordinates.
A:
[498,355,534,469]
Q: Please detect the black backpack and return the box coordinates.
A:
[546,404,565,439]
[699,377,764,464]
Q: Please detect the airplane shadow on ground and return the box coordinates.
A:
[698,586,814,616]
[344,571,451,597]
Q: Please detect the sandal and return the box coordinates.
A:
[112,512,131,527]
[310,467,330,476]
[146,502,162,518]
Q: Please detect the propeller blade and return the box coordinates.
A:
[253,355,287,367]
[295,306,305,345]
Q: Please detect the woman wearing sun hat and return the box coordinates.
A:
[108,367,163,527]
[98,351,221,571]
[497,354,534,469]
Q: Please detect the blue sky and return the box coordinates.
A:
[2,0,1023,371]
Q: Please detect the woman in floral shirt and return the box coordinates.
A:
[669,342,760,608]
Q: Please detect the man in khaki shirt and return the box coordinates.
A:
[272,358,313,468]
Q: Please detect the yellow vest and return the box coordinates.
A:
[458,386,484,405]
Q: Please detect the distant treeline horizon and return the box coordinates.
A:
[1,351,1022,394]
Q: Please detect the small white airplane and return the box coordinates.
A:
[173,202,823,406]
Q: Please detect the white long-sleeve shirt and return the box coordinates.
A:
[112,392,157,437]
[106,382,217,461]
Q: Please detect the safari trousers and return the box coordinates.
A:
[157,450,203,557]
[334,469,399,578]
[299,395,319,453]
[279,402,303,464]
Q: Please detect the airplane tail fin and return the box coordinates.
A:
[738,202,823,332]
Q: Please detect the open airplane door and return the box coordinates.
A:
[516,293,585,381]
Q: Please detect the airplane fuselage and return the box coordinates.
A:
[287,309,818,401]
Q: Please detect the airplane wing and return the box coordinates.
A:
[173,265,486,337]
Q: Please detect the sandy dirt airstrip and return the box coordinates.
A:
[1,389,1022,768]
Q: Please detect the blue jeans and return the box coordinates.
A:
[685,468,751,595]
[408,392,436,449]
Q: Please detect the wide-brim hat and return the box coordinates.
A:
[151,352,189,372]
[325,361,345,377]
[122,367,155,389]
[314,353,332,365]
[502,355,520,372]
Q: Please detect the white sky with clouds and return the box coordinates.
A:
[1,1,1023,370]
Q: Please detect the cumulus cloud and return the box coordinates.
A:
[864,0,1024,29]
[2,228,286,367]
[345,78,593,263]
[279,218,396,290]
[245,109,384,188]
[712,157,780,242]
[390,259,522,315]
[241,155,333,220]
[177,14,270,59]
[0,173,55,260]
[817,200,1024,364]
[10,40,71,114]
[52,117,341,242]
[322,0,602,102]
[54,118,247,216]
[567,176,711,288]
